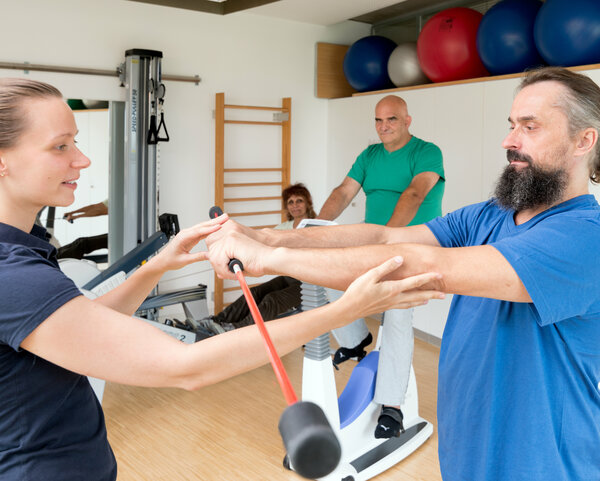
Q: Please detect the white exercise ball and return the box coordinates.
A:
[387,42,429,87]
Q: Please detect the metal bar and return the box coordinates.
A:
[0,61,200,85]
[162,73,201,84]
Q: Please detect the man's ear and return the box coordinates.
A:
[574,128,598,157]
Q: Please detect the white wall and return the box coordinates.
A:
[5,1,598,337]
[0,0,369,309]
[327,69,600,338]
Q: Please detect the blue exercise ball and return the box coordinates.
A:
[534,0,600,66]
[477,0,544,75]
[343,36,397,92]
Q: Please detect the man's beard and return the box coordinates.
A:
[493,149,568,211]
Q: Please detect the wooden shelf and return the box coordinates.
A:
[316,42,600,99]
[352,63,600,97]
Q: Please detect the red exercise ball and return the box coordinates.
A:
[417,7,489,83]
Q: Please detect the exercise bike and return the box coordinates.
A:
[286,219,433,480]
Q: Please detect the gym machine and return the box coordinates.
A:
[286,219,433,480]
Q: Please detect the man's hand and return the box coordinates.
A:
[63,201,108,222]
[207,230,273,279]
[205,217,264,248]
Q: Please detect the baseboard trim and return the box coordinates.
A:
[414,328,441,348]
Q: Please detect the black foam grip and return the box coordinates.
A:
[228,258,243,273]
[209,206,223,218]
[278,401,341,479]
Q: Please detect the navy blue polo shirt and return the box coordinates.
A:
[0,222,116,480]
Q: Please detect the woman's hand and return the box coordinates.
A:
[337,256,445,320]
[152,215,228,272]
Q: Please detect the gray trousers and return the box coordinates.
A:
[328,288,414,406]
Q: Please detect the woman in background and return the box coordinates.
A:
[200,183,317,334]
[275,182,316,229]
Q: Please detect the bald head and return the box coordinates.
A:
[375,95,412,151]
[376,95,408,115]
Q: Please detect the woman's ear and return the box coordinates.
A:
[0,155,7,177]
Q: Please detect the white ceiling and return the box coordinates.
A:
[244,0,409,26]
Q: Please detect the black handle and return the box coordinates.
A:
[228,259,243,273]
[209,206,243,273]
[209,206,223,219]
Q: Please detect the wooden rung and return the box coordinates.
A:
[224,181,282,187]
[225,120,283,126]
[224,196,281,202]
[229,210,283,217]
[223,283,261,293]
[225,104,289,112]
[224,168,282,172]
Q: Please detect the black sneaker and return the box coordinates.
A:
[332,332,373,370]
[374,406,405,439]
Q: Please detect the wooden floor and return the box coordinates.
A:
[103,321,442,481]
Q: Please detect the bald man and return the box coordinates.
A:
[318,95,445,438]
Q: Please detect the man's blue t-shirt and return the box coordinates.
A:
[0,222,117,480]
[426,195,600,481]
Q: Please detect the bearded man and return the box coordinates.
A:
[207,67,600,481]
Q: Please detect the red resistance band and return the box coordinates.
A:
[233,266,298,406]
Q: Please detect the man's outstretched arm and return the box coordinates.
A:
[208,232,531,304]
[206,216,439,250]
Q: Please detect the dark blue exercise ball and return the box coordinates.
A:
[343,36,397,92]
[477,0,544,75]
[534,0,600,67]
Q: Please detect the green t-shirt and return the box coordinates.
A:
[347,137,445,226]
